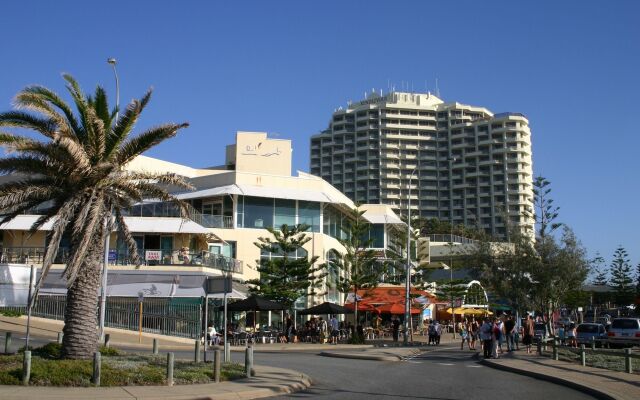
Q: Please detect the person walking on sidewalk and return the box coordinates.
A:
[470,317,479,350]
[330,315,339,344]
[480,318,493,358]
[491,318,501,358]
[460,320,472,350]
[523,314,534,354]
[505,315,516,352]
[435,320,442,345]
[392,316,400,342]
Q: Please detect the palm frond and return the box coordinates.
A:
[116,123,188,165]
[0,111,57,137]
[13,92,72,138]
[21,85,82,135]
[115,209,141,266]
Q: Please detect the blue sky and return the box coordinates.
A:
[1,1,639,269]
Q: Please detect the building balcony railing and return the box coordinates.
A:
[0,246,243,274]
[0,247,69,265]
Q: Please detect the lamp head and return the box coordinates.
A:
[107,58,117,65]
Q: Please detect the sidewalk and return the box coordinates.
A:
[0,365,312,400]
[0,316,431,354]
[481,351,640,400]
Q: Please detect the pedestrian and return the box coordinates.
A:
[470,317,479,350]
[567,323,577,348]
[435,320,442,345]
[460,321,471,350]
[480,318,493,358]
[491,318,500,358]
[319,317,328,344]
[496,317,505,354]
[330,315,339,344]
[504,315,516,352]
[392,316,401,342]
[285,314,294,343]
[523,314,534,354]
[427,319,435,345]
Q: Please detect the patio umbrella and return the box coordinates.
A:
[225,295,286,332]
[445,307,493,316]
[298,302,353,315]
[376,303,421,315]
[344,302,377,312]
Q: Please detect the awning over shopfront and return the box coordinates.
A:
[123,217,209,234]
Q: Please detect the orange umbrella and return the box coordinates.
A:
[344,302,377,312]
[376,303,421,315]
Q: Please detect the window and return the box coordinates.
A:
[299,201,321,232]
[242,196,273,228]
[274,199,296,228]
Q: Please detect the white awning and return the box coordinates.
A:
[124,217,209,234]
[0,215,209,234]
[0,215,53,231]
[176,184,243,200]
[362,212,404,225]
[176,183,354,206]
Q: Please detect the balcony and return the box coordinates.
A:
[0,246,243,274]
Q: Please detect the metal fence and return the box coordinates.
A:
[1,295,203,339]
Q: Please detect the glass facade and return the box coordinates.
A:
[274,199,296,227]
[298,201,321,232]
[237,196,321,232]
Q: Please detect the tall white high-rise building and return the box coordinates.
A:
[310,91,534,238]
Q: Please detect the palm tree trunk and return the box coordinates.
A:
[61,243,103,359]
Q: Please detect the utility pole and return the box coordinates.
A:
[99,58,119,341]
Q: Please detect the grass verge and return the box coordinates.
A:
[0,343,245,386]
[544,347,640,374]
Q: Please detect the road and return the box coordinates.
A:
[2,333,595,399]
[260,346,595,400]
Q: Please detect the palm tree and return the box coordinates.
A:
[0,74,191,359]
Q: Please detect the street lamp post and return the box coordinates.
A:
[448,156,456,340]
[99,58,119,341]
[403,166,418,345]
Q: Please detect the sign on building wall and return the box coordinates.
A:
[0,265,34,306]
[145,250,162,261]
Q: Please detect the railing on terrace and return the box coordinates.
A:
[0,247,242,274]
[0,295,202,339]
[112,248,243,274]
[125,201,234,229]
[0,247,70,264]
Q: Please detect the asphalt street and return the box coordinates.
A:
[2,333,596,399]
[260,346,596,400]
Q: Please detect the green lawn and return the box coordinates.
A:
[0,344,245,386]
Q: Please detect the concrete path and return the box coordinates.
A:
[0,365,311,400]
[482,351,640,400]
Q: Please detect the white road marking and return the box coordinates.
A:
[437,363,454,366]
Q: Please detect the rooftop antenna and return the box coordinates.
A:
[435,78,440,97]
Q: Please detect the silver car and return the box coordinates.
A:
[576,323,607,346]
[607,318,640,347]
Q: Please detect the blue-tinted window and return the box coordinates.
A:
[243,196,273,228]
[274,199,296,228]
[369,224,385,248]
[298,201,321,232]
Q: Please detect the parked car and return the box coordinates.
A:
[607,318,640,347]
[576,323,607,347]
